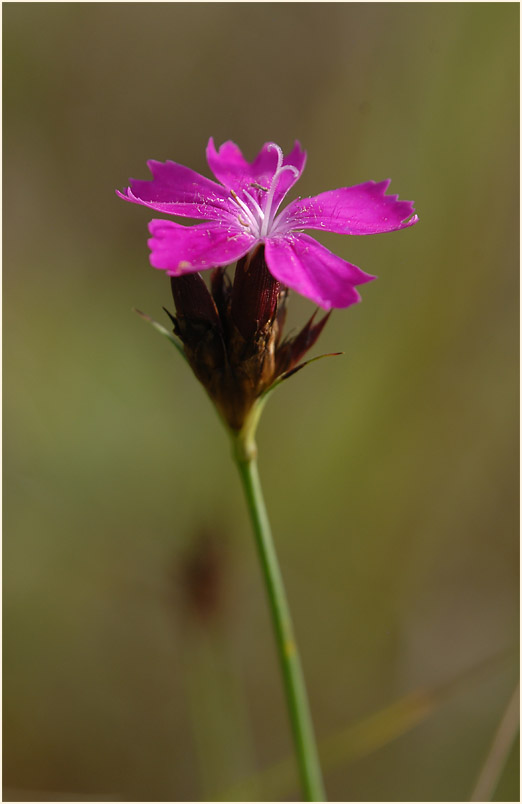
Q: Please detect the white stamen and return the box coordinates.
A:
[230,189,259,233]
[268,143,284,175]
[229,146,300,238]
[260,159,300,238]
[242,189,265,223]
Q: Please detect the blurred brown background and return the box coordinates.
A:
[3,3,519,801]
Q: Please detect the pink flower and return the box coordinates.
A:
[117,139,418,310]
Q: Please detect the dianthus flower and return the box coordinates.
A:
[117,143,419,800]
[117,139,418,310]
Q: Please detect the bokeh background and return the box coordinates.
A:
[4,3,519,801]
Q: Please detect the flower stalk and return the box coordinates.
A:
[119,139,418,803]
[231,423,326,802]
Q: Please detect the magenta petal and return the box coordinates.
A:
[206,139,259,191]
[116,160,237,222]
[147,219,255,275]
[264,233,375,310]
[207,138,277,193]
[206,138,306,211]
[276,180,418,235]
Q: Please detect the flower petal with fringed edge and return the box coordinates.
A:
[117,139,418,310]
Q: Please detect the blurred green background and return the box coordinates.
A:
[4,3,519,801]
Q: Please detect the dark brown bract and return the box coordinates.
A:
[167,246,330,431]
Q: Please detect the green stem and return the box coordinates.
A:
[231,429,326,802]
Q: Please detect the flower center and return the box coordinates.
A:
[230,144,299,239]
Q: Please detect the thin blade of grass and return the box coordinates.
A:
[217,650,513,801]
[470,683,520,802]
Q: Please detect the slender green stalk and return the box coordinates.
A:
[231,428,326,802]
